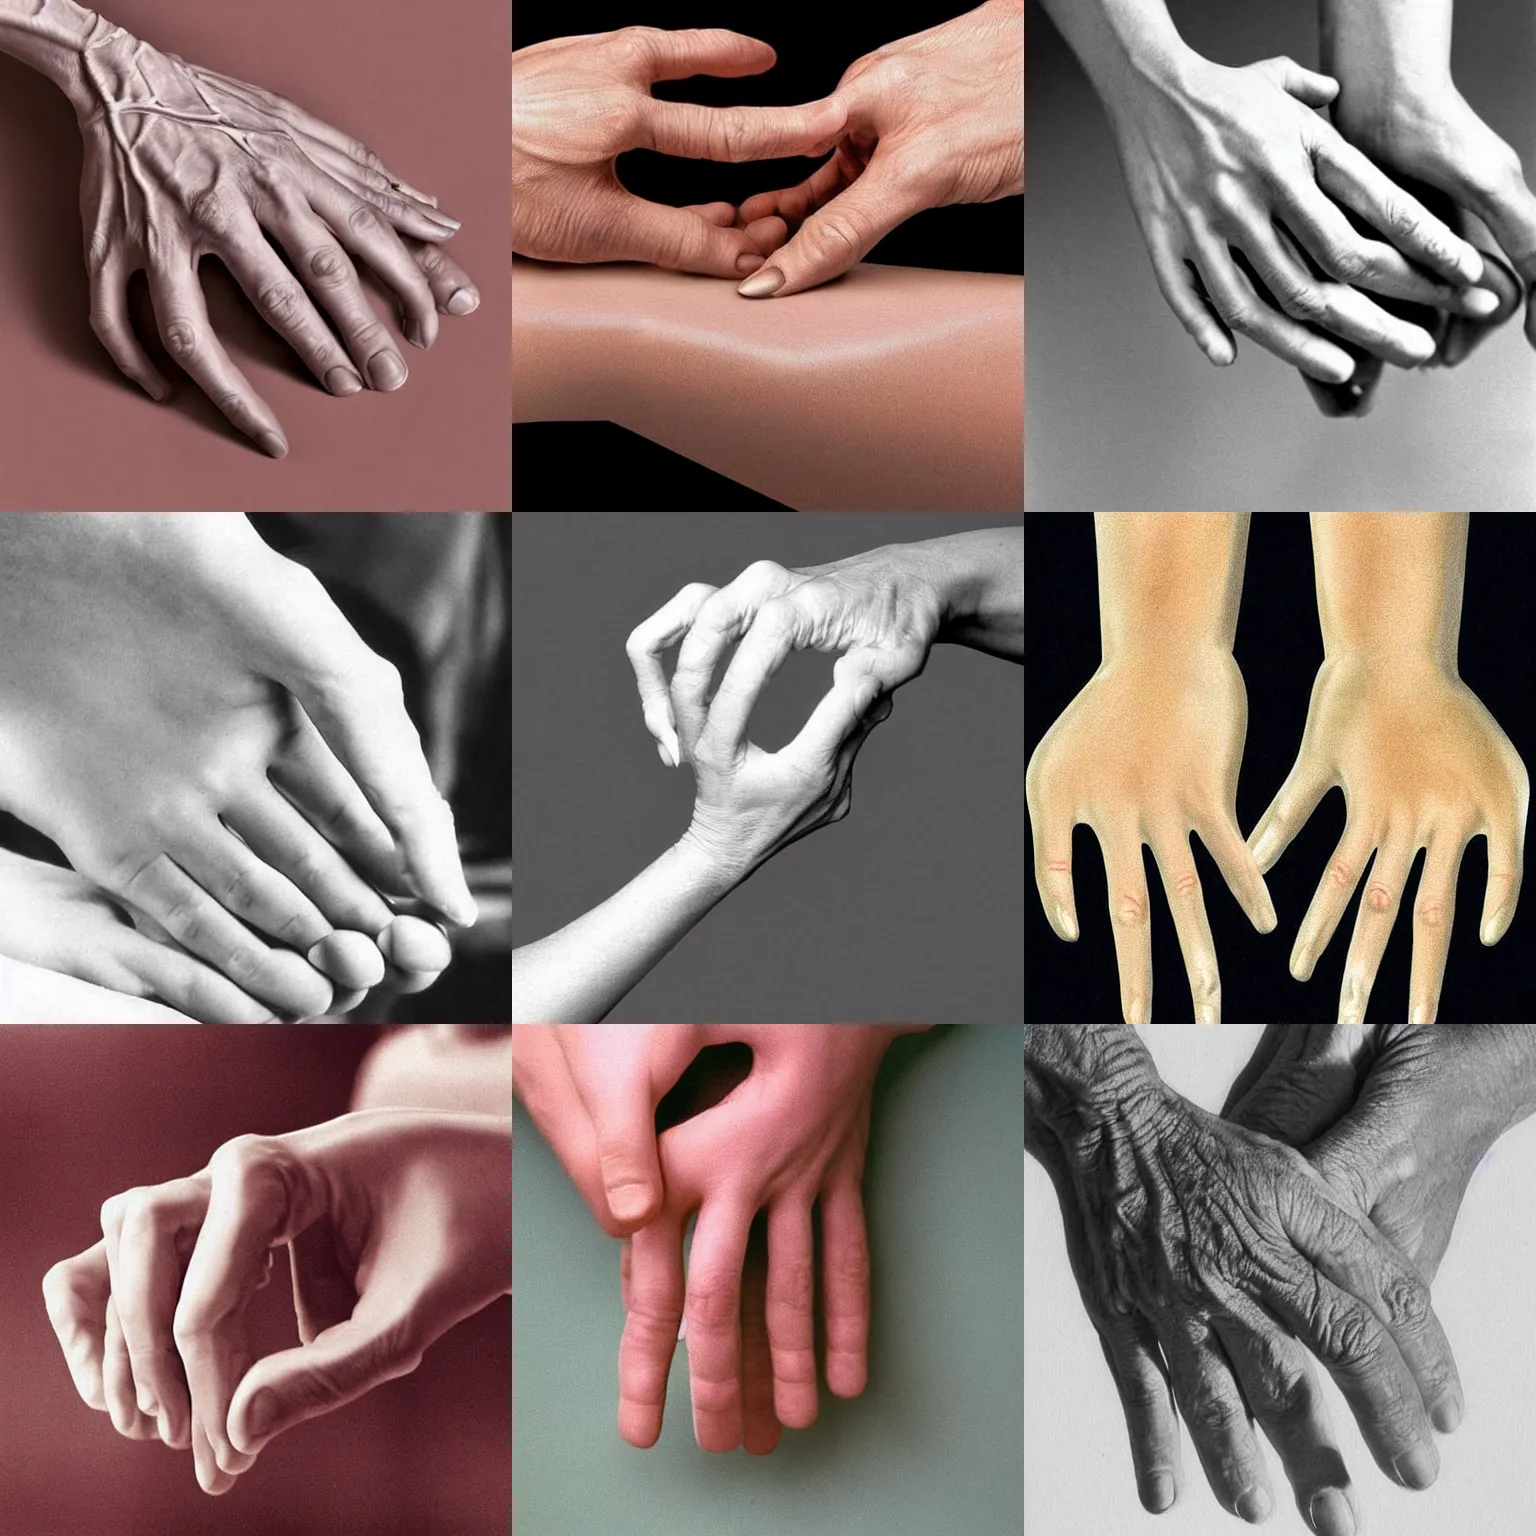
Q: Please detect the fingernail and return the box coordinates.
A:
[1462,286,1500,318]
[446,288,479,316]
[1236,1485,1272,1523]
[404,318,429,350]
[325,366,363,396]
[428,211,462,233]
[244,1388,279,1441]
[1441,323,1471,368]
[1410,1004,1432,1025]
[368,351,408,391]
[1481,911,1508,945]
[257,430,288,460]
[156,1409,175,1445]
[607,1183,653,1224]
[738,267,785,299]
[1141,1472,1175,1513]
[1433,1389,1464,1433]
[1250,825,1280,871]
[445,889,478,927]
[656,741,672,767]
[1055,905,1078,942]
[736,252,765,277]
[664,729,681,768]
[1394,1444,1439,1490]
[1124,997,1149,1026]
[143,379,169,403]
[1310,1488,1355,1536]
[1256,887,1278,933]
[138,1387,159,1416]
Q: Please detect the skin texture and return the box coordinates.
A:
[42,1109,511,1496]
[0,3,478,456]
[1027,1024,1464,1531]
[0,513,475,1017]
[1247,514,1528,1024]
[627,529,1024,770]
[1038,0,1494,382]
[510,258,1024,511]
[731,0,1023,299]
[1026,514,1277,1024]
[511,27,846,279]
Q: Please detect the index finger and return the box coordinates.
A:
[641,96,847,164]
[618,1217,686,1448]
[43,1242,112,1411]
[1150,826,1222,1024]
[625,583,718,767]
[684,1201,753,1452]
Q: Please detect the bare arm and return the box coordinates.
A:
[512,257,1023,511]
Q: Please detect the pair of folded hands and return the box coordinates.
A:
[1028,1023,1536,1535]
[513,1025,928,1453]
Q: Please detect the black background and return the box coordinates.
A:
[1024,513,1534,1023]
[513,1,1025,510]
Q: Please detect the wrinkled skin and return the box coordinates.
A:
[1027,644,1276,1023]
[512,27,847,278]
[732,0,1024,299]
[1098,51,1491,381]
[42,1110,511,1496]
[1247,658,1528,1023]
[76,25,477,454]
[1029,1029,1464,1531]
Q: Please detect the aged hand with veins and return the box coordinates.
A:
[1248,513,1527,1024]
[1027,515,1276,1024]
[42,1109,511,1495]
[730,0,1023,299]
[1028,1024,1463,1534]
[512,27,847,279]
[0,514,474,1020]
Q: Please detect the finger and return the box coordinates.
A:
[1291,823,1376,984]
[819,1166,870,1399]
[1302,346,1386,418]
[399,235,481,317]
[1194,812,1278,934]
[765,1200,817,1429]
[43,1245,112,1411]
[1147,230,1236,366]
[379,914,453,974]
[1441,244,1523,367]
[103,1294,162,1441]
[1480,812,1525,946]
[698,594,817,754]
[297,168,439,354]
[681,201,739,227]
[738,157,928,299]
[1314,139,1485,287]
[169,819,331,953]
[1100,827,1153,1026]
[1252,55,1340,109]
[741,1216,781,1455]
[88,257,170,402]
[146,261,288,458]
[216,210,367,395]
[618,1217,686,1448]
[605,189,772,281]
[110,854,329,1019]
[641,95,847,164]
[112,930,274,1024]
[1249,756,1333,874]
[292,136,460,242]
[625,581,719,768]
[623,27,779,83]
[737,152,855,232]
[773,675,885,780]
[222,782,395,936]
[101,1178,206,1451]
[1212,1307,1359,1536]
[741,215,789,257]
[685,1201,752,1451]
[305,930,386,992]
[1150,827,1223,1024]
[1336,835,1416,1025]
[1095,1312,1182,1514]
[1028,780,1079,943]
[1406,837,1464,1024]
[1439,159,1536,324]
[573,1062,667,1232]
[1158,1313,1274,1523]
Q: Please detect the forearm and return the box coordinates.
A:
[1309,512,1467,675]
[510,838,740,1023]
[0,1,106,114]
[1024,1023,1164,1151]
[1093,512,1250,663]
[1320,0,1453,98]
[511,258,1023,512]
[927,527,1024,662]
[1036,0,1192,103]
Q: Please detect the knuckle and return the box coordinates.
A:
[346,202,382,239]
[99,1192,129,1237]
[1365,882,1396,914]
[686,1274,739,1330]
[831,1231,870,1289]
[307,244,351,285]
[1314,1303,1378,1371]
[615,25,660,67]
[219,945,267,991]
[188,185,237,234]
[1323,244,1373,285]
[753,596,797,641]
[1115,893,1147,929]
[1381,1272,1431,1333]
[1415,900,1444,929]
[1171,870,1201,900]
[808,210,868,262]
[1329,859,1355,889]
[1184,1380,1243,1438]
[1277,279,1329,324]
[161,317,199,361]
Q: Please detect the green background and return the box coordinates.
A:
[513,1025,1023,1536]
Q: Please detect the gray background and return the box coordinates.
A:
[511,513,1023,1023]
[1026,0,1536,510]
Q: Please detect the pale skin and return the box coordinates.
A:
[1248,513,1527,1024]
[1037,0,1498,381]
[0,0,480,456]
[1026,513,1277,1024]
[511,258,1023,511]
[42,1110,511,1496]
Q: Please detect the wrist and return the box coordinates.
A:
[1321,0,1453,120]
[925,529,1023,657]
[0,1,101,117]
[1044,0,1198,105]
[672,826,756,894]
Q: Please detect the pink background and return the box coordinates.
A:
[0,1,509,510]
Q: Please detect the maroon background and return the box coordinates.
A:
[0,1,509,510]
[0,1027,510,1536]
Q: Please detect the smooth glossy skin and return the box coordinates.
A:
[731,0,1023,299]
[68,23,476,455]
[42,1110,511,1495]
[512,26,846,278]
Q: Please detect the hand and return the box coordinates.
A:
[512,27,847,278]
[0,514,474,1017]
[72,23,471,454]
[42,1109,511,1495]
[1026,644,1277,1023]
[1100,50,1494,381]
[1247,657,1528,1023]
[1030,1039,1463,1528]
[731,0,1023,298]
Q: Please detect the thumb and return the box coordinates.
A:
[227,1312,422,1457]
[1253,55,1339,108]
[737,155,929,299]
[1248,755,1331,873]
[782,674,884,772]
